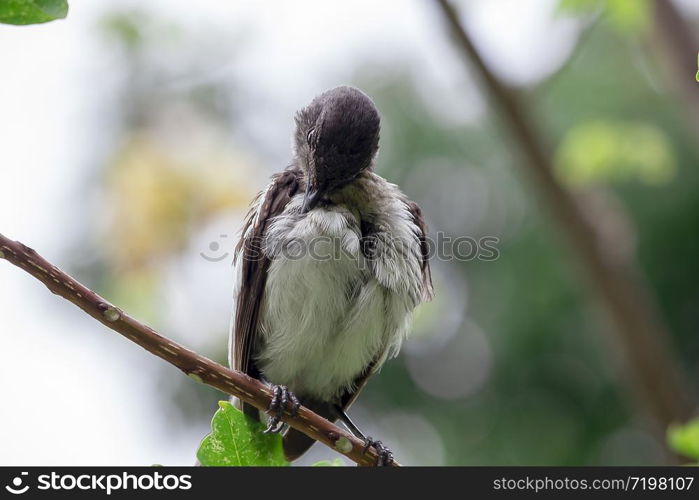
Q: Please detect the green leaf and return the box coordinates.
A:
[668,419,699,461]
[0,0,68,25]
[312,458,345,467]
[197,401,288,466]
[696,53,699,83]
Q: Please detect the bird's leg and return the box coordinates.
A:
[332,405,394,466]
[364,440,393,467]
[264,385,284,433]
[264,385,300,434]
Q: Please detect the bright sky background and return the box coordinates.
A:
[0,0,595,465]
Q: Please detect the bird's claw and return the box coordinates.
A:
[264,385,300,434]
[362,436,394,466]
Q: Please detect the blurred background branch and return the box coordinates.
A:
[650,0,699,138]
[434,0,694,446]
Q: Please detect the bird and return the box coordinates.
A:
[229,85,433,466]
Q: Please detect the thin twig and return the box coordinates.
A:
[434,0,693,436]
[0,232,399,467]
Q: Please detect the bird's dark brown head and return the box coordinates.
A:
[294,86,380,212]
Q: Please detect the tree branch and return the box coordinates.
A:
[434,0,694,437]
[0,232,398,467]
[650,0,699,141]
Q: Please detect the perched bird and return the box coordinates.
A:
[229,86,433,465]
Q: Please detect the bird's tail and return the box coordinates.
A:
[283,399,336,462]
[283,429,318,461]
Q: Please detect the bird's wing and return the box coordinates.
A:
[232,167,303,378]
[406,200,434,301]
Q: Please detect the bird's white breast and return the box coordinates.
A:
[256,196,392,400]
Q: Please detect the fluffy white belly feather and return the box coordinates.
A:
[256,203,399,400]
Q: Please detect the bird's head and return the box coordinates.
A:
[294,86,380,213]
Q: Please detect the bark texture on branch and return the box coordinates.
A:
[434,0,694,436]
[0,232,398,467]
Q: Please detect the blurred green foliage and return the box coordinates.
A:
[558,0,650,33]
[555,120,675,186]
[101,12,144,50]
[668,419,699,463]
[0,0,68,25]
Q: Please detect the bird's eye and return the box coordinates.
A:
[306,128,316,144]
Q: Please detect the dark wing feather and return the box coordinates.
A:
[233,167,303,380]
[406,200,434,301]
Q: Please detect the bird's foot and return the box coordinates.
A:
[264,385,300,434]
[362,437,394,467]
